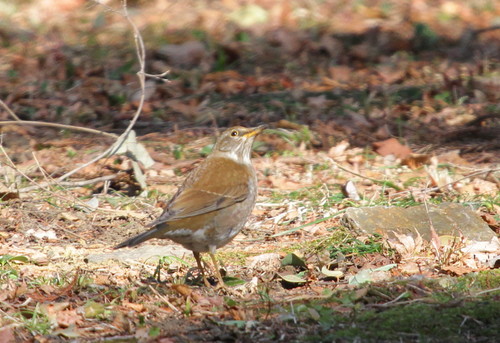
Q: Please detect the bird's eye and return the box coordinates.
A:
[230,130,238,137]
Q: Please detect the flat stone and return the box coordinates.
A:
[86,244,191,264]
[341,202,496,242]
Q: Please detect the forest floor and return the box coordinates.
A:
[0,1,499,342]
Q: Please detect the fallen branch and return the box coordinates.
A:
[327,157,402,191]
[393,167,500,199]
[0,99,22,121]
[0,119,117,139]
[17,174,117,193]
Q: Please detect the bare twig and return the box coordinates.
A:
[392,167,500,199]
[18,174,117,193]
[54,1,145,182]
[474,287,500,297]
[148,285,181,314]
[0,99,22,121]
[327,157,402,191]
[0,144,54,194]
[0,0,170,191]
[0,120,117,139]
[0,141,110,211]
[423,198,441,260]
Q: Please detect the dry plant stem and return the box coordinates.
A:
[474,287,500,296]
[0,120,117,139]
[18,174,116,193]
[423,198,441,260]
[148,285,181,314]
[0,143,107,211]
[0,99,21,121]
[327,157,401,191]
[0,144,56,195]
[57,0,169,183]
[392,167,500,198]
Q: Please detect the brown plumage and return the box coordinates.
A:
[115,125,265,286]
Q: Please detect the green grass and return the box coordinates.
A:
[327,233,387,258]
[0,255,29,281]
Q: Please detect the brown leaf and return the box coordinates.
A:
[171,284,192,298]
[436,150,469,165]
[373,138,412,159]
[402,153,432,169]
[0,192,19,201]
[376,65,406,84]
[441,265,473,276]
[56,309,82,328]
[328,65,352,83]
[122,300,145,312]
[0,327,15,343]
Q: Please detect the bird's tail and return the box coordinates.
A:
[114,227,160,249]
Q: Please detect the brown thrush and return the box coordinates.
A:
[115,125,265,287]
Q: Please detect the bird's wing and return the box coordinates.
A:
[172,184,248,217]
[148,158,253,226]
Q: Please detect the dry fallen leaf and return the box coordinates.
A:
[373,138,412,159]
[402,153,432,169]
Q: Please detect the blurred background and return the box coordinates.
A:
[0,0,498,155]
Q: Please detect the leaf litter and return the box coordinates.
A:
[0,0,499,341]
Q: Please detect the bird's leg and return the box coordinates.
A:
[193,252,211,287]
[208,252,226,288]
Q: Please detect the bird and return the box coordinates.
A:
[115,125,265,287]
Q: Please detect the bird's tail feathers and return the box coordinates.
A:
[114,227,160,249]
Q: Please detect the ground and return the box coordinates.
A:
[0,0,499,342]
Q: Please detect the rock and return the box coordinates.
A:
[157,41,209,69]
[342,202,495,242]
[86,244,190,264]
[248,253,281,272]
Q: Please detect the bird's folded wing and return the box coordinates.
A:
[148,183,249,225]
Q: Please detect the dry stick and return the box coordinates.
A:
[148,285,181,314]
[422,197,441,260]
[0,99,21,121]
[30,151,115,199]
[394,167,500,198]
[0,144,56,195]
[0,120,117,139]
[18,174,117,193]
[327,157,402,191]
[328,156,499,198]
[55,0,168,183]
[0,144,105,210]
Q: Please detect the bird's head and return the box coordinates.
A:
[212,125,266,163]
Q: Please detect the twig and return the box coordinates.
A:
[0,141,110,211]
[57,0,168,183]
[148,285,181,314]
[0,144,53,194]
[18,174,117,193]
[0,120,117,138]
[327,157,402,191]
[423,198,441,260]
[0,0,168,187]
[0,99,21,121]
[474,287,500,297]
[392,167,500,198]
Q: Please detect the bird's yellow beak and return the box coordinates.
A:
[243,125,267,138]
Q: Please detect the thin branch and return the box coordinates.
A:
[0,99,21,121]
[148,285,181,314]
[327,157,402,191]
[392,167,500,198]
[18,174,117,193]
[0,120,117,139]
[0,141,111,210]
[57,0,152,182]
